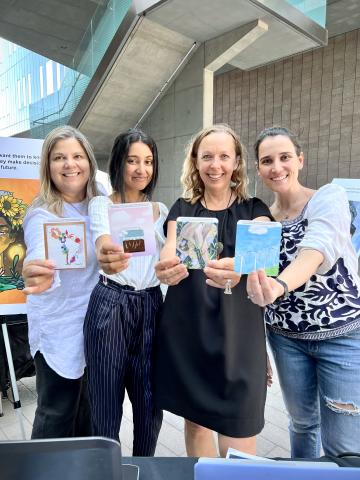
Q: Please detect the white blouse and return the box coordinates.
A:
[266,184,360,339]
[89,196,168,290]
[24,201,99,379]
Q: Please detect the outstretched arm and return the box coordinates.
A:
[247,248,324,306]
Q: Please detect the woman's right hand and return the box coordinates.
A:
[155,257,188,286]
[97,240,131,275]
[22,259,56,295]
[247,270,284,306]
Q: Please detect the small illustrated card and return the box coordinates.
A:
[43,220,87,269]
[176,216,218,269]
[332,178,360,259]
[108,202,156,257]
[234,220,282,276]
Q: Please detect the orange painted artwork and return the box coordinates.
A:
[0,178,39,304]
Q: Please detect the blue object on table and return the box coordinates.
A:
[195,458,360,479]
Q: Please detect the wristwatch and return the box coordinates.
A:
[274,278,289,302]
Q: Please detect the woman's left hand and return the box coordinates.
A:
[204,257,241,289]
[247,270,284,306]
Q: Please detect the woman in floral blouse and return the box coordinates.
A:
[247,126,360,458]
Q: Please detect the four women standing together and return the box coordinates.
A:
[22,122,360,458]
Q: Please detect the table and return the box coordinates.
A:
[124,457,197,480]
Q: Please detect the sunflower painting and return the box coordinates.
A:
[0,191,27,292]
[0,177,39,309]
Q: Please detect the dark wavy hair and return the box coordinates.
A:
[108,128,159,202]
[254,126,301,163]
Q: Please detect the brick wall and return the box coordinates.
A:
[214,29,360,204]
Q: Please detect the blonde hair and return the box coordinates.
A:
[32,125,99,215]
[181,124,249,203]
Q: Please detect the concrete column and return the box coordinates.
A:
[203,19,268,127]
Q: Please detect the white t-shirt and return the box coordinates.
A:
[89,196,168,290]
[24,200,99,379]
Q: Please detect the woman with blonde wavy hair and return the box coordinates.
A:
[22,125,101,438]
[154,124,272,456]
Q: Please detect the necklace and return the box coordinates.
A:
[203,189,233,257]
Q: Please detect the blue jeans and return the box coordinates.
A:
[267,329,360,458]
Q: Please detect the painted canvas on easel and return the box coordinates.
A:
[0,137,42,315]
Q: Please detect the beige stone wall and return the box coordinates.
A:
[214,30,360,204]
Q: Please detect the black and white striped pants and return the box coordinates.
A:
[84,276,163,456]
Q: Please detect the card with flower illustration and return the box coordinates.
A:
[234,220,282,275]
[43,220,87,269]
[176,217,218,269]
[108,202,156,257]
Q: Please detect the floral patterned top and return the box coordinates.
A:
[266,184,360,340]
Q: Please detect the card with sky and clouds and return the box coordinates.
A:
[234,220,282,276]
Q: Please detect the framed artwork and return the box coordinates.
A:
[43,221,87,269]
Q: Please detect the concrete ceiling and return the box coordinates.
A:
[75,0,328,157]
[0,0,105,67]
[78,15,195,156]
[146,0,326,71]
[1,0,359,157]
[327,0,360,37]
[0,0,358,68]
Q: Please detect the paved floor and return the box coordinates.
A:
[0,353,291,458]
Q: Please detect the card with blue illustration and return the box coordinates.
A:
[108,202,156,257]
[176,217,218,269]
[234,220,282,275]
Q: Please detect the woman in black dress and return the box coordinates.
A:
[155,124,272,457]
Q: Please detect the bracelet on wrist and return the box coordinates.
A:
[274,277,289,303]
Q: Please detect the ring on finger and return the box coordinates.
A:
[224,278,232,295]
